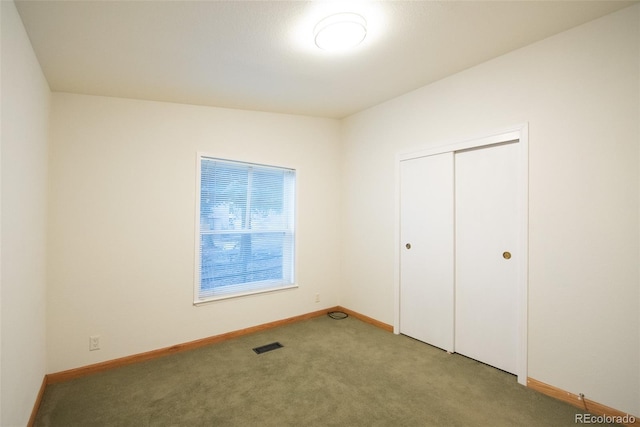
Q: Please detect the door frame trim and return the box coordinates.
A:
[394,123,529,385]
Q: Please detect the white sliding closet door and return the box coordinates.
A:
[398,138,523,377]
[454,142,519,374]
[399,153,454,352]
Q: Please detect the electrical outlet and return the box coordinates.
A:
[89,335,100,351]
[315,293,320,303]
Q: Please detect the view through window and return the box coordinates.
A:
[196,157,296,302]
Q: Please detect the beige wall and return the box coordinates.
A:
[47,93,342,372]
[340,5,640,416]
[0,1,51,425]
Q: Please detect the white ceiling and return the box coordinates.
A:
[15,0,638,119]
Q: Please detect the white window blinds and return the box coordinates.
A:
[196,156,296,302]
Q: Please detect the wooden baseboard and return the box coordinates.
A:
[27,375,48,427]
[47,306,339,384]
[47,306,392,385]
[527,377,639,426]
[48,310,639,427]
[46,305,392,386]
[335,306,394,332]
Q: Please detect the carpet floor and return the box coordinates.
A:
[34,315,618,426]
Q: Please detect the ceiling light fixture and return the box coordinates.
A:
[314,13,367,52]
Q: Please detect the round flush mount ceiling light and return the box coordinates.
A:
[314,13,367,52]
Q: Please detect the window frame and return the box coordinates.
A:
[194,154,297,305]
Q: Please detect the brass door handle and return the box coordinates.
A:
[405,243,411,250]
[503,251,511,260]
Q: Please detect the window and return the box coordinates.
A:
[195,156,296,303]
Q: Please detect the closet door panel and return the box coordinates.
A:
[454,143,519,374]
[399,153,454,352]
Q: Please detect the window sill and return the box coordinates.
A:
[193,283,298,306]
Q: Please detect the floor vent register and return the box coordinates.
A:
[252,342,283,354]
